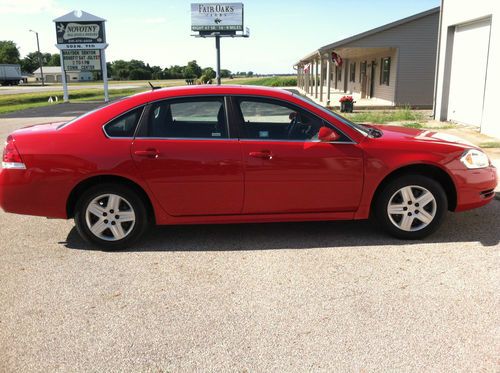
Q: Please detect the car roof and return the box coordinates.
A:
[127,84,294,105]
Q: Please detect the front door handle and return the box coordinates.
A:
[134,148,159,158]
[249,150,273,160]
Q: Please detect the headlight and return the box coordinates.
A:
[460,149,490,169]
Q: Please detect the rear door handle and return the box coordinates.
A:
[249,150,273,160]
[134,148,159,158]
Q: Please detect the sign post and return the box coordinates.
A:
[191,3,249,85]
[53,10,108,102]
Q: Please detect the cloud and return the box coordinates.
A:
[119,17,167,24]
[0,0,66,15]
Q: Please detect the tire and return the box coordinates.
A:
[374,174,448,239]
[74,183,150,250]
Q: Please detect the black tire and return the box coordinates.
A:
[374,174,448,239]
[74,183,150,250]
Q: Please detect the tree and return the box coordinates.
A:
[202,67,216,80]
[0,41,20,64]
[220,69,231,78]
[183,60,202,79]
[247,71,254,77]
[47,53,60,66]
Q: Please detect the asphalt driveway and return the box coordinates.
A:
[0,104,499,371]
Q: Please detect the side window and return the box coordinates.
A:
[238,99,324,141]
[380,57,391,86]
[146,98,227,139]
[104,107,143,138]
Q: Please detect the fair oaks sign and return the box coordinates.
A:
[191,3,243,32]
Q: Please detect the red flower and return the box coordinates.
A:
[339,96,354,103]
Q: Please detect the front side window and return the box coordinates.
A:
[380,57,391,85]
[104,107,143,137]
[145,98,227,138]
[237,98,324,141]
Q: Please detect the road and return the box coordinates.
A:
[0,83,142,95]
[0,105,499,371]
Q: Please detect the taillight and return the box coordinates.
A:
[2,135,26,169]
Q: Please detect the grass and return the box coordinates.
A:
[341,106,425,124]
[227,76,297,87]
[478,141,500,148]
[0,76,298,115]
[0,88,146,114]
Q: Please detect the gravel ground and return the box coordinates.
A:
[1,104,499,372]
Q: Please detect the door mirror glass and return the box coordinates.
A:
[318,126,340,142]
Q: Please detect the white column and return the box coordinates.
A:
[58,52,69,102]
[314,60,318,98]
[319,58,324,102]
[327,59,331,103]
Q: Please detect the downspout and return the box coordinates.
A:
[432,1,444,117]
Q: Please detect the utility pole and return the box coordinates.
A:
[215,35,221,85]
[29,30,45,86]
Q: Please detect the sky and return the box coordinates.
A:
[0,0,440,74]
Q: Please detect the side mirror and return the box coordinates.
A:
[318,126,340,142]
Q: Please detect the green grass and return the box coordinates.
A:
[0,88,145,114]
[479,141,500,148]
[227,76,297,87]
[402,122,424,129]
[341,106,425,124]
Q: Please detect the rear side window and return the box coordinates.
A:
[104,107,143,138]
[145,98,228,139]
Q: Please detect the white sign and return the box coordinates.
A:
[191,3,243,31]
[62,49,101,71]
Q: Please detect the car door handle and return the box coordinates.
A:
[134,148,159,158]
[249,150,273,160]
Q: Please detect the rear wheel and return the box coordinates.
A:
[74,183,149,249]
[375,175,447,239]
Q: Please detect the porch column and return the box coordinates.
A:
[314,59,318,98]
[343,60,348,93]
[327,59,331,103]
[309,63,313,95]
[319,57,324,102]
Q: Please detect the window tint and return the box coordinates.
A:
[104,107,143,137]
[238,99,324,141]
[146,98,227,138]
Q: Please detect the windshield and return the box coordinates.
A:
[292,93,370,136]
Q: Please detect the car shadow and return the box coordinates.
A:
[62,200,500,252]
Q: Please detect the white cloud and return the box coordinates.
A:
[0,0,66,15]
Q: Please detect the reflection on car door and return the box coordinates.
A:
[234,97,364,214]
[131,96,244,216]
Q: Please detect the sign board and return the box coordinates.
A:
[62,49,101,71]
[191,3,243,31]
[55,21,105,44]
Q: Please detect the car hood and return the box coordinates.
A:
[368,124,477,149]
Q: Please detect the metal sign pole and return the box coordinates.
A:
[215,35,221,85]
[58,52,69,102]
[101,48,109,102]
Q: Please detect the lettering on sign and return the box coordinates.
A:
[191,3,243,31]
[56,21,105,44]
[62,49,101,71]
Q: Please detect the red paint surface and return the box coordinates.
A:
[0,86,497,225]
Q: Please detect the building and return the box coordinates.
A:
[33,66,94,83]
[295,7,440,108]
[433,0,499,138]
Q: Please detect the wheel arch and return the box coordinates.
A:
[370,163,458,213]
[66,174,155,222]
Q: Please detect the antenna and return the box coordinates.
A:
[148,82,160,90]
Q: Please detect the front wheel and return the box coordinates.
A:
[74,183,149,249]
[374,175,448,239]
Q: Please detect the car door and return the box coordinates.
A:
[131,96,244,216]
[233,96,364,214]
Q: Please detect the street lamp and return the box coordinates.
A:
[29,29,45,86]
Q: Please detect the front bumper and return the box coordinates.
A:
[454,164,498,212]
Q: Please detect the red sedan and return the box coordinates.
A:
[1,86,497,249]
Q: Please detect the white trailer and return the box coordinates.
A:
[0,64,22,85]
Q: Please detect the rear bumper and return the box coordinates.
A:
[0,167,68,218]
[454,165,497,211]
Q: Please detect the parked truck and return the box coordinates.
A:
[0,64,22,86]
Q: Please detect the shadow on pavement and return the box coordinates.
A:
[62,200,500,252]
